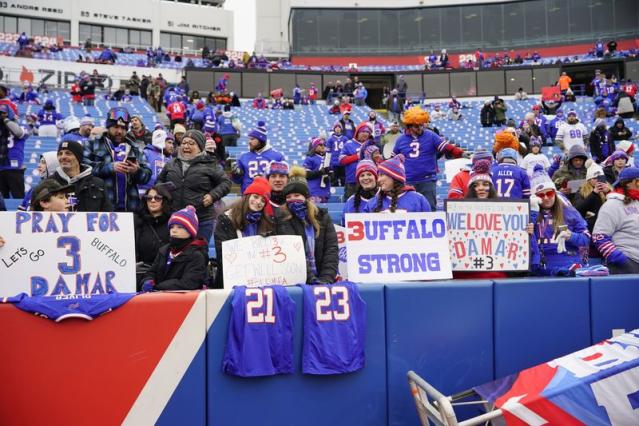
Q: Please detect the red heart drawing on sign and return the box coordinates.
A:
[224,252,237,264]
[517,206,522,211]
[464,232,469,237]
[504,233,508,239]
[293,241,302,252]
[464,262,469,268]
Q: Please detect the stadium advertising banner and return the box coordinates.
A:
[0,211,136,297]
[0,57,182,89]
[222,235,307,288]
[445,200,530,272]
[344,212,452,282]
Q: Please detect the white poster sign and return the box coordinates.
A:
[445,200,530,271]
[222,235,307,288]
[0,211,136,297]
[344,212,453,283]
[444,158,471,183]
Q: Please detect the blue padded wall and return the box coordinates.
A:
[385,282,494,426]
[591,274,639,343]
[207,285,387,426]
[493,278,591,378]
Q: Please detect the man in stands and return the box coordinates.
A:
[266,161,289,209]
[0,85,18,115]
[253,93,267,109]
[393,106,469,210]
[128,116,152,151]
[51,137,111,212]
[78,116,94,142]
[83,107,151,212]
[127,71,140,96]
[555,110,588,153]
[18,82,39,104]
[395,75,408,102]
[36,99,64,137]
[232,121,284,192]
[0,104,28,199]
[166,96,187,129]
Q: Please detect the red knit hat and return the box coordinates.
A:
[244,177,273,216]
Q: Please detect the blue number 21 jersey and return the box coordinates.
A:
[301,281,366,375]
[222,285,296,377]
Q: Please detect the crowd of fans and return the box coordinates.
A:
[1,61,639,293]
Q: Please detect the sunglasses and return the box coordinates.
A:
[145,195,163,202]
[536,190,555,199]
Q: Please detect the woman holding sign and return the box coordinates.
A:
[342,159,378,223]
[277,166,338,285]
[366,155,431,213]
[213,177,275,288]
[529,165,590,276]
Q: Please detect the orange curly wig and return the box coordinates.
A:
[402,107,430,125]
[493,131,519,154]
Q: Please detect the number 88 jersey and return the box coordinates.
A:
[301,281,366,375]
[222,285,296,377]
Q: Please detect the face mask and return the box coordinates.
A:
[287,200,307,221]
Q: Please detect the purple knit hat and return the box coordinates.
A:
[168,205,199,238]
[248,120,267,143]
[610,150,629,162]
[356,159,378,181]
[378,154,406,184]
[267,160,289,177]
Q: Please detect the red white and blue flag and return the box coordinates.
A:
[474,330,639,425]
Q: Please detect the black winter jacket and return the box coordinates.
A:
[276,208,338,284]
[480,105,494,127]
[610,119,633,142]
[134,211,170,264]
[572,189,606,233]
[51,166,112,212]
[143,239,209,290]
[157,154,231,222]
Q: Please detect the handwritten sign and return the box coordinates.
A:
[222,235,307,289]
[445,200,530,271]
[344,212,452,282]
[0,211,136,297]
[334,224,348,280]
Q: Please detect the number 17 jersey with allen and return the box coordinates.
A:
[222,283,366,377]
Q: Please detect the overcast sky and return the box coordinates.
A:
[224,0,256,52]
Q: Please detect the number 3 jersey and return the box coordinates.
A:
[222,285,296,377]
[301,281,366,375]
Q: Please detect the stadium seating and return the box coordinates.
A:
[13,89,639,226]
[4,41,635,72]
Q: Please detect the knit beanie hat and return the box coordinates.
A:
[248,120,267,143]
[168,205,199,239]
[311,137,325,150]
[173,123,187,135]
[80,115,94,126]
[586,161,605,181]
[356,159,378,181]
[183,129,206,151]
[471,149,493,165]
[614,167,639,188]
[530,164,556,194]
[378,154,406,184]
[333,121,344,131]
[267,160,289,177]
[244,176,273,216]
[282,166,310,198]
[58,138,84,164]
[468,159,493,188]
[353,122,374,140]
[610,150,629,163]
[493,131,519,154]
[497,148,518,164]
